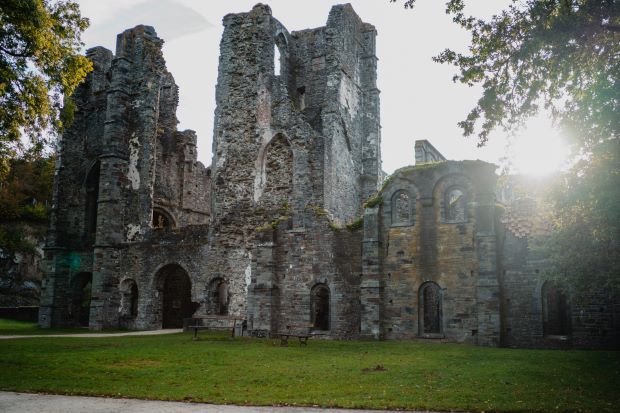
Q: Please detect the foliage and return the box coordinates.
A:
[279,200,291,213]
[328,221,341,231]
[536,139,620,300]
[0,156,54,222]
[363,194,383,209]
[0,0,92,179]
[346,216,364,231]
[0,226,35,253]
[256,216,290,232]
[0,155,53,253]
[0,331,619,411]
[394,0,620,150]
[306,204,329,217]
[327,217,363,231]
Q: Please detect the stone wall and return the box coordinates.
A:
[248,212,362,338]
[499,194,620,349]
[363,160,500,345]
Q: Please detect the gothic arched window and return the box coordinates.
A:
[152,209,174,230]
[274,33,287,77]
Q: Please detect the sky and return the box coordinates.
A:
[76,0,569,176]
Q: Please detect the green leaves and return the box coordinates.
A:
[538,138,620,300]
[0,156,54,223]
[396,1,620,150]
[0,0,92,171]
[445,0,619,150]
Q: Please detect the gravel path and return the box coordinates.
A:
[0,329,183,339]
[0,392,442,413]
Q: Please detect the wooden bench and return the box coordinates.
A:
[184,315,245,340]
[279,323,314,346]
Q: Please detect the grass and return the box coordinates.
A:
[0,329,618,412]
[0,318,122,335]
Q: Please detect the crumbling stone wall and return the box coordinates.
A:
[249,213,362,338]
[212,4,380,337]
[498,188,620,349]
[39,26,211,329]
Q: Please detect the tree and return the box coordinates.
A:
[393,0,620,148]
[393,0,620,298]
[0,0,91,179]
[0,155,54,254]
[538,140,620,300]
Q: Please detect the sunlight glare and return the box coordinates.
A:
[508,117,569,176]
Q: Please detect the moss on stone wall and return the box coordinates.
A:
[363,194,383,209]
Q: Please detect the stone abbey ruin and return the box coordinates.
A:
[39,4,619,348]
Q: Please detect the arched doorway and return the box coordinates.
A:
[119,278,139,320]
[71,272,92,327]
[542,282,570,336]
[157,264,195,328]
[311,284,330,331]
[207,278,229,315]
[419,282,442,335]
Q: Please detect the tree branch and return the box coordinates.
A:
[0,45,29,58]
[601,23,620,33]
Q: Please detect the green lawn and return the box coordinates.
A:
[0,318,120,335]
[0,327,618,412]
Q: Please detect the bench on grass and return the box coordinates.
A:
[184,315,245,340]
[279,323,315,346]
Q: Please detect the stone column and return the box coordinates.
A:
[248,230,279,336]
[475,191,501,346]
[361,206,382,338]
[360,25,381,202]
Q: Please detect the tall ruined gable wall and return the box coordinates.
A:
[41,25,211,329]
[211,4,377,328]
[319,5,380,224]
[51,47,112,249]
[207,5,322,318]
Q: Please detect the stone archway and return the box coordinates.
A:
[156,264,195,328]
[542,281,570,336]
[419,282,442,335]
[71,272,92,327]
[206,278,229,316]
[311,284,330,331]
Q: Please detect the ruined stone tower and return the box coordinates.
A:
[210,3,381,336]
[39,26,210,329]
